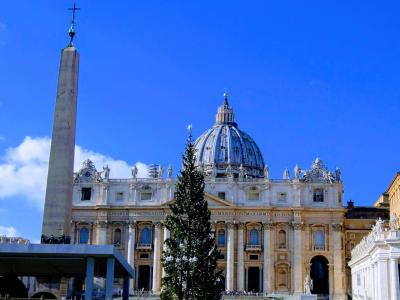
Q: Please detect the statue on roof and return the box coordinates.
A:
[294,164,300,180]
[167,164,173,178]
[263,165,269,180]
[283,168,290,180]
[103,165,110,180]
[132,165,138,179]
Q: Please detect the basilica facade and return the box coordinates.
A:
[70,96,348,299]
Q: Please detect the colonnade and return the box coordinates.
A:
[72,219,346,298]
[120,221,306,294]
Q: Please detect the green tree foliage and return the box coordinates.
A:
[161,134,224,300]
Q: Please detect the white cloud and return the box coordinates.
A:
[0,136,149,208]
[0,225,17,237]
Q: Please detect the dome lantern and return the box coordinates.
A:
[194,94,265,178]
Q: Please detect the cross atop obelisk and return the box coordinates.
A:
[68,2,80,46]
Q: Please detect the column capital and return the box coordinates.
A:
[238,222,246,230]
[128,221,137,229]
[292,221,305,231]
[262,222,275,230]
[226,222,234,230]
[154,221,163,229]
[332,223,343,232]
[96,220,108,228]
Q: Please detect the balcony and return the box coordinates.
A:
[313,245,325,251]
[246,244,262,252]
[136,243,153,251]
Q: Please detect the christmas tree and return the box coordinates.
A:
[161,133,224,300]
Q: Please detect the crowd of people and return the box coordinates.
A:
[223,290,264,296]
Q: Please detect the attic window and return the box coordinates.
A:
[248,190,260,201]
[278,193,287,202]
[116,192,124,201]
[81,188,92,201]
[218,192,226,200]
[313,188,324,202]
[141,192,152,201]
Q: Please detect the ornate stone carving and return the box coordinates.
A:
[283,168,290,180]
[103,165,110,180]
[167,164,173,178]
[96,220,108,228]
[294,164,300,180]
[263,165,269,180]
[74,159,103,183]
[238,222,246,230]
[41,234,71,244]
[226,222,234,230]
[131,165,138,179]
[332,223,343,231]
[390,213,399,231]
[292,222,304,230]
[128,220,137,229]
[262,222,275,230]
[301,158,337,183]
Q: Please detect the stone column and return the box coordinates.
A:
[96,221,107,244]
[390,256,399,300]
[129,184,135,205]
[101,185,109,205]
[237,223,245,291]
[226,222,234,291]
[162,225,170,277]
[263,222,271,295]
[377,258,389,300]
[127,222,136,290]
[374,261,378,300]
[71,221,77,244]
[292,222,303,294]
[152,222,162,292]
[332,223,345,299]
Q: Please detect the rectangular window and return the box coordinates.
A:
[116,192,124,201]
[249,254,258,260]
[141,192,152,201]
[248,191,260,201]
[217,254,225,260]
[218,192,226,200]
[140,253,149,259]
[278,192,287,202]
[81,188,92,201]
[313,189,324,202]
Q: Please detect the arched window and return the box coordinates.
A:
[79,227,89,244]
[217,230,225,246]
[140,227,151,244]
[314,230,325,250]
[278,230,286,248]
[114,228,122,246]
[249,229,259,245]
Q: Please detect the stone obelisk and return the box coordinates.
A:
[41,8,80,243]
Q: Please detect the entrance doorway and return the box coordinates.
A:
[247,267,260,292]
[138,265,151,290]
[310,256,329,295]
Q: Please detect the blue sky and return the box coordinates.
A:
[0,1,399,241]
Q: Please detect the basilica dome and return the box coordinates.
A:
[194,93,265,178]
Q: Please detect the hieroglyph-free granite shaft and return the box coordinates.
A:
[41,45,79,240]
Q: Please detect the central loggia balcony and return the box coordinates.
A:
[136,243,153,251]
[245,244,262,252]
